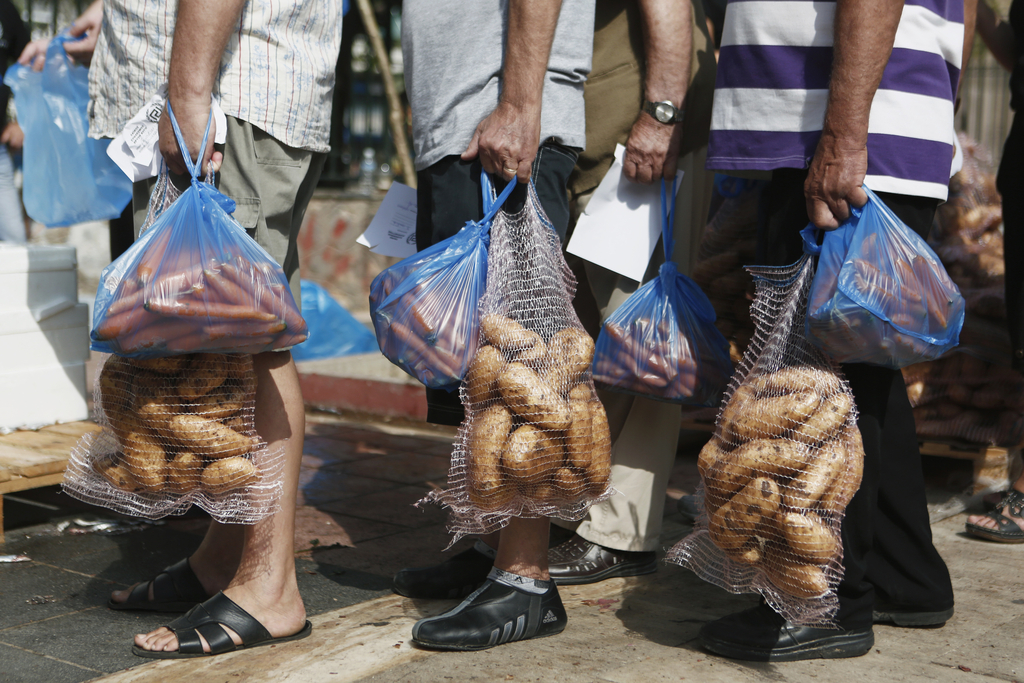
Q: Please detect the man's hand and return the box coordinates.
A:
[18,0,103,71]
[804,128,868,228]
[461,101,541,183]
[623,112,682,183]
[158,98,222,177]
[0,122,24,151]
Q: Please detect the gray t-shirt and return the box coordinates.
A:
[402,0,595,172]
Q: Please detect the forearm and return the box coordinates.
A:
[167,0,247,106]
[501,0,563,113]
[823,0,904,146]
[977,0,1015,72]
[638,0,691,109]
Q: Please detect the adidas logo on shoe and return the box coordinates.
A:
[542,610,558,624]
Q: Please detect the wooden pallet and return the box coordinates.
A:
[919,440,1020,494]
[0,421,101,543]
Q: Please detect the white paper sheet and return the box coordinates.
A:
[357,182,418,257]
[107,84,229,182]
[566,144,684,282]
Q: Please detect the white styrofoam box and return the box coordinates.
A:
[0,303,90,370]
[0,361,88,430]
[0,243,78,314]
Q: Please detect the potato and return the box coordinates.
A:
[790,391,853,446]
[201,456,258,494]
[135,390,179,435]
[95,455,144,492]
[497,363,572,430]
[122,430,167,491]
[131,356,190,375]
[99,355,132,428]
[708,496,760,551]
[697,438,727,477]
[727,537,766,565]
[178,362,229,398]
[820,429,864,511]
[222,415,246,431]
[751,366,840,398]
[733,476,782,522]
[750,390,821,440]
[585,400,612,493]
[780,512,839,564]
[464,345,504,405]
[719,383,756,439]
[518,338,548,364]
[502,425,545,483]
[704,454,755,512]
[765,555,829,599]
[191,391,245,421]
[467,404,514,511]
[565,400,593,469]
[165,451,203,494]
[568,384,592,402]
[545,328,595,390]
[168,414,252,459]
[481,315,540,358]
[551,466,585,501]
[734,438,812,479]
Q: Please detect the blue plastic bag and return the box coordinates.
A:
[592,180,732,405]
[5,30,132,227]
[803,186,965,368]
[369,171,515,390]
[291,280,378,361]
[90,104,306,357]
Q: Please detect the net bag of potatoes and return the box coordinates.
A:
[369,172,516,389]
[427,182,614,539]
[63,352,286,523]
[592,180,732,404]
[90,105,307,359]
[803,186,964,369]
[666,254,865,626]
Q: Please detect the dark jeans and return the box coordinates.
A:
[761,168,954,629]
[416,141,578,425]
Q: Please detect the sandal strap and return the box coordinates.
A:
[1000,488,1024,518]
[151,558,207,605]
[168,592,273,653]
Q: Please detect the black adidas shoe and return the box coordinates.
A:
[411,578,568,651]
[392,546,494,599]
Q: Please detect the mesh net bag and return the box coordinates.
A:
[667,254,865,626]
[428,183,614,539]
[63,352,285,523]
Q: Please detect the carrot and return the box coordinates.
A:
[204,320,286,341]
[119,317,199,354]
[392,321,457,380]
[146,299,280,322]
[134,228,174,284]
[204,268,250,306]
[409,298,438,337]
[103,289,148,321]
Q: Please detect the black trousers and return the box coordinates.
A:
[761,169,955,629]
[997,118,1024,371]
[415,142,579,425]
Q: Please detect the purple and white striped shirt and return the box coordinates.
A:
[707,0,964,200]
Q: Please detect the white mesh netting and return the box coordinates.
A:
[63,352,285,523]
[667,255,865,626]
[427,184,614,540]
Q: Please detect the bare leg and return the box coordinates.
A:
[495,517,550,580]
[135,351,307,653]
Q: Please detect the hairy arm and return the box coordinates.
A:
[19,0,102,71]
[976,0,1015,72]
[461,0,563,183]
[158,0,246,175]
[804,0,903,228]
[623,0,691,183]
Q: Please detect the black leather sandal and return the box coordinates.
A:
[108,558,209,612]
[965,489,1024,544]
[132,592,312,659]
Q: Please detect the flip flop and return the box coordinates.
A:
[965,489,1024,544]
[132,592,312,659]
[108,558,209,612]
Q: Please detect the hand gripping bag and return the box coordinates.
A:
[667,254,865,626]
[803,186,965,368]
[5,30,132,226]
[369,171,515,389]
[90,104,307,358]
[427,182,614,540]
[592,179,732,404]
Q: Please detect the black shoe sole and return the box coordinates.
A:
[701,629,874,662]
[873,606,954,627]
[412,622,567,652]
[550,559,658,586]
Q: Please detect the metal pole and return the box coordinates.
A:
[354,0,416,189]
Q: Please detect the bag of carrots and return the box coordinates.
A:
[592,180,732,405]
[90,104,306,358]
[369,171,515,389]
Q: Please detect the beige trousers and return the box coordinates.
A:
[560,148,714,552]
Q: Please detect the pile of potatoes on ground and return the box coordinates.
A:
[698,365,864,599]
[462,314,612,511]
[94,353,260,496]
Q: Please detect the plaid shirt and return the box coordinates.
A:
[87,0,343,153]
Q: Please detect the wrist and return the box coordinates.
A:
[642,100,685,125]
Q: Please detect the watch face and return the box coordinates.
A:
[655,102,675,123]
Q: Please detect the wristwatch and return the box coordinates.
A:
[643,100,685,124]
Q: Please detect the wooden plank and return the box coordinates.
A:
[0,428,85,457]
[0,468,11,484]
[0,446,69,477]
[919,441,1010,460]
[41,422,102,438]
[0,472,66,495]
